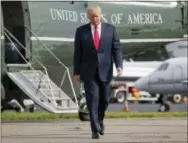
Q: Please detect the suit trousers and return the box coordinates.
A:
[83,72,111,132]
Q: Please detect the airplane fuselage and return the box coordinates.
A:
[134,57,188,94]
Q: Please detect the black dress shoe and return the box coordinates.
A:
[92,132,100,139]
[98,130,104,135]
[99,124,104,135]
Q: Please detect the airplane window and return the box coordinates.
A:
[163,63,169,71]
[157,63,169,71]
[157,64,164,71]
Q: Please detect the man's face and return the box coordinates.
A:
[88,10,101,26]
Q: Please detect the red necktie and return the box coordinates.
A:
[94,26,99,50]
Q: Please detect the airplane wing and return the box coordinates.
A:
[113,61,161,78]
[113,61,161,80]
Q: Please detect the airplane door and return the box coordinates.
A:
[172,66,184,92]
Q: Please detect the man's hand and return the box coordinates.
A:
[116,67,122,77]
[74,75,81,82]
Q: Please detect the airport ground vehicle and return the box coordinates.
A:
[167,93,187,104]
[110,82,187,104]
[110,81,159,103]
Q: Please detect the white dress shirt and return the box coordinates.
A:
[90,23,101,40]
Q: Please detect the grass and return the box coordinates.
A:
[1,111,187,121]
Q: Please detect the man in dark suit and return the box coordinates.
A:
[73,6,123,139]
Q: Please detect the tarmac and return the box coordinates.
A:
[1,118,187,143]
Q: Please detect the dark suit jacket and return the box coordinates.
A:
[73,22,123,82]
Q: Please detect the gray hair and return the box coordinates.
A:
[87,6,102,15]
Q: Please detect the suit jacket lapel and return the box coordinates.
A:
[87,24,96,52]
[99,23,105,52]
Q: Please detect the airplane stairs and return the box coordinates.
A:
[4,27,79,114]
[7,67,79,113]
